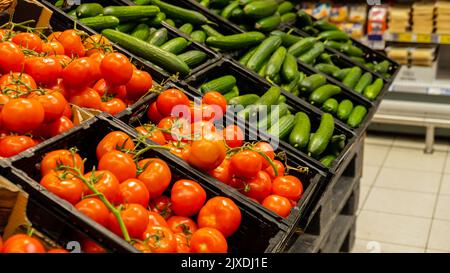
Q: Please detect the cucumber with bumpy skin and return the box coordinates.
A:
[103,6,160,22]
[354,72,373,93]
[363,78,384,100]
[246,36,282,72]
[266,46,287,79]
[299,42,325,65]
[322,98,338,114]
[243,0,279,19]
[281,53,298,82]
[177,50,207,68]
[255,14,281,32]
[308,113,334,157]
[342,66,362,89]
[309,84,341,105]
[190,30,207,43]
[205,32,265,50]
[288,37,316,57]
[200,75,236,94]
[179,23,194,35]
[299,74,327,93]
[347,105,367,128]
[268,114,296,139]
[289,112,311,149]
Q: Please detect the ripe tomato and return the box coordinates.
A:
[188,138,226,171]
[149,195,173,219]
[118,178,150,207]
[157,116,191,142]
[137,158,171,198]
[1,98,44,134]
[0,135,35,158]
[156,88,190,117]
[0,72,37,89]
[0,93,10,112]
[84,34,112,56]
[100,98,127,115]
[208,158,232,184]
[42,40,65,56]
[96,131,135,160]
[31,91,67,123]
[81,239,106,253]
[230,150,262,179]
[40,149,84,176]
[62,103,72,119]
[50,54,72,67]
[190,227,227,253]
[34,116,74,138]
[84,170,120,203]
[0,41,25,73]
[40,170,84,205]
[2,234,45,253]
[75,197,110,227]
[253,142,275,169]
[191,120,216,139]
[147,211,169,227]
[133,241,152,253]
[57,29,85,57]
[167,216,198,235]
[197,196,241,237]
[125,69,153,101]
[262,195,292,218]
[63,57,98,88]
[108,203,149,239]
[24,57,62,86]
[272,175,303,201]
[92,79,127,100]
[166,141,191,161]
[174,233,191,253]
[100,52,133,86]
[98,151,137,183]
[135,125,166,145]
[170,179,206,217]
[69,87,102,109]
[222,125,244,148]
[47,248,69,253]
[265,160,286,179]
[242,170,272,202]
[142,225,176,253]
[146,101,164,123]
[202,91,227,114]
[12,32,43,52]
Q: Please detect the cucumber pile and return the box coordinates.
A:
[196,0,296,32]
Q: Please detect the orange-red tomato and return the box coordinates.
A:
[0,72,37,89]
[84,34,111,56]
[242,170,272,202]
[12,32,43,52]
[47,248,69,253]
[108,204,149,239]
[40,170,84,205]
[125,69,153,101]
[24,57,62,86]
[81,239,106,253]
[197,196,241,238]
[170,179,206,217]
[69,87,102,109]
[230,150,262,179]
[0,135,36,158]
[118,178,150,207]
[57,29,85,57]
[96,131,135,160]
[141,225,176,253]
[84,170,120,203]
[1,98,44,134]
[135,126,166,145]
[137,158,171,198]
[202,91,227,115]
[156,88,190,117]
[188,138,226,171]
[190,227,227,253]
[167,216,198,235]
[149,195,173,220]
[265,160,286,179]
[31,91,67,123]
[100,98,127,115]
[166,141,191,161]
[0,41,25,73]
[75,197,110,227]
[100,52,133,86]
[147,211,169,227]
[272,175,303,201]
[174,233,191,253]
[222,125,244,148]
[98,150,137,183]
[2,234,45,253]
[62,57,98,88]
[208,158,232,184]
[42,40,65,56]
[253,142,275,169]
[262,194,292,218]
[40,149,84,176]
[146,101,164,123]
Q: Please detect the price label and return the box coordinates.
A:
[397,32,413,42]
[416,34,431,43]
[440,35,450,44]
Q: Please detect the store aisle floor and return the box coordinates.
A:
[352,133,450,253]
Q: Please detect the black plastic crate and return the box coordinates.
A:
[5,115,287,253]
[185,58,358,174]
[42,0,221,79]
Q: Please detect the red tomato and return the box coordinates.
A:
[118,178,150,207]
[75,197,110,227]
[170,180,206,217]
[0,72,36,89]
[242,170,272,202]
[265,160,286,179]
[2,234,45,253]
[157,116,191,142]
[174,233,191,253]
[272,175,303,201]
[137,158,172,198]
[230,150,262,179]
[188,138,227,171]
[202,91,227,114]
[40,170,84,205]
[0,135,35,158]
[132,241,152,253]
[31,91,67,123]
[135,125,166,145]
[69,87,102,109]
[34,116,74,138]
[147,211,169,227]
[49,54,72,67]
[62,103,72,119]
[96,131,135,160]
[262,195,292,218]
[62,57,97,88]
[208,158,232,184]
[125,69,153,101]
[84,170,120,203]
[222,125,244,148]
[47,249,69,253]
[167,216,198,235]
[57,29,85,57]
[81,239,106,253]
[141,225,176,253]
[100,52,133,86]
[98,150,137,183]
[200,103,223,122]
[84,34,111,56]
[12,32,43,52]
[1,98,44,134]
[190,227,227,253]
[253,142,275,169]
[166,141,191,161]
[149,195,173,220]
[42,40,65,56]
[40,149,84,176]
[0,41,25,73]
[146,101,164,123]
[156,89,190,117]
[92,78,127,100]
[24,57,62,86]
[108,204,149,239]
[197,196,241,237]
[100,98,127,115]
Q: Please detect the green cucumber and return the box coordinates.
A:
[201,25,223,37]
[277,95,286,104]
[308,113,334,157]
[337,43,364,57]
[146,12,166,27]
[270,30,302,47]
[239,47,258,65]
[244,86,281,119]
[258,61,269,77]
[277,1,294,14]
[205,32,265,50]
[131,23,150,41]
[289,112,311,149]
[350,56,365,64]
[201,0,211,8]
[354,72,373,93]
[287,37,316,57]
[336,99,353,121]
[320,154,336,167]
[309,84,342,105]
[299,73,327,93]
[342,66,362,89]
[134,0,151,4]
[281,71,302,93]
[246,36,282,72]
[165,18,176,27]
[322,98,339,114]
[318,30,349,41]
[243,0,279,19]
[79,16,120,31]
[374,60,390,74]
[179,23,194,35]
[255,14,281,32]
[313,19,339,31]
[67,9,78,18]
[116,22,137,33]
[76,3,103,18]
[265,46,287,79]
[223,86,240,101]
[103,6,160,22]
[190,30,207,43]
[177,50,207,68]
[228,94,259,107]
[148,28,168,46]
[257,103,289,130]
[160,37,188,54]
[230,7,244,20]
[268,114,296,139]
[314,63,340,75]
[221,1,240,19]
[347,105,367,128]
[281,53,298,82]
[281,12,297,24]
[303,26,320,36]
[296,10,313,28]
[102,29,190,76]
[332,68,351,80]
[318,53,333,64]
[299,42,325,65]
[330,134,346,155]
[363,78,383,100]
[200,75,236,94]
[147,0,209,25]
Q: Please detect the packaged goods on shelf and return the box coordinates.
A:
[329,5,348,23]
[436,0,450,34]
[311,3,331,20]
[386,47,409,65]
[348,5,367,24]
[388,4,411,33]
[411,47,436,66]
[411,1,435,34]
[367,5,388,35]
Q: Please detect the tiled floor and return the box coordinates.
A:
[352,133,450,253]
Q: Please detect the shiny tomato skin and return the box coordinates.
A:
[42,40,65,56]
[81,239,106,253]
[149,195,173,220]
[262,195,292,218]
[12,32,43,52]
[0,135,35,158]
[0,41,24,73]
[31,91,67,123]
[147,211,169,227]
[167,216,198,235]
[253,142,275,169]
[40,171,84,205]
[230,150,262,179]
[125,69,153,101]
[189,227,227,253]
[40,149,84,176]
[84,170,120,204]
[98,150,137,183]
[69,87,102,109]
[208,158,232,184]
[197,196,241,238]
[222,125,244,148]
[272,175,303,201]
[100,98,127,116]
[174,233,191,253]
[96,131,135,160]
[24,57,62,86]
[1,98,45,134]
[75,197,110,227]
[62,57,97,88]
[108,203,149,239]
[156,88,190,117]
[141,225,176,253]
[100,52,133,86]
[137,158,171,198]
[242,170,272,202]
[2,234,45,253]
[188,139,226,171]
[146,101,164,124]
[118,178,150,207]
[170,179,206,217]
[265,160,286,179]
[135,126,166,145]
[57,29,85,57]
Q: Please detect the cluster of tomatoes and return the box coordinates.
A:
[0,233,69,253]
[138,89,304,218]
[0,27,153,158]
[38,130,241,253]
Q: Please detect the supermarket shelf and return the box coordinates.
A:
[384,32,450,45]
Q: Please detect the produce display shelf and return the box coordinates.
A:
[384,31,450,45]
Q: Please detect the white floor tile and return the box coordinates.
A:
[374,167,442,194]
[363,187,436,218]
[384,147,447,173]
[365,133,395,147]
[434,195,450,221]
[444,154,450,174]
[358,185,371,209]
[356,210,431,248]
[361,165,379,187]
[352,239,424,253]
[426,249,448,253]
[439,174,450,196]
[364,144,390,166]
[392,136,449,152]
[428,219,450,251]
